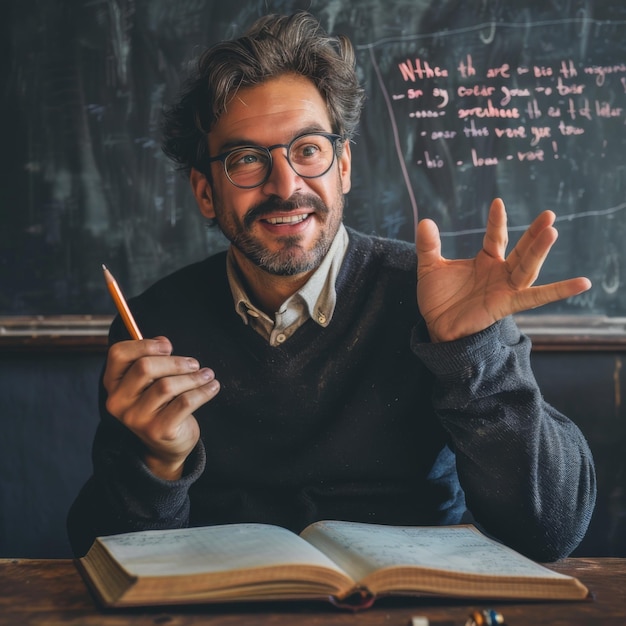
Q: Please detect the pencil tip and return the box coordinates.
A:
[102,264,107,271]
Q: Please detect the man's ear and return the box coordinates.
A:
[339,140,352,194]
[190,168,216,219]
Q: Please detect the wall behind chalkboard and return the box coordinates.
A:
[2,0,625,318]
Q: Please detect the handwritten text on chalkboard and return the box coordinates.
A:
[395,55,624,169]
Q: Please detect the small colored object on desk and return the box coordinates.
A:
[465,609,505,626]
[410,610,504,626]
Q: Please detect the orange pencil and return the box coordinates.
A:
[102,264,143,340]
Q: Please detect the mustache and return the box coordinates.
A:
[243,194,329,229]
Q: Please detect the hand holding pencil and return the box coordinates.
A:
[101,264,220,481]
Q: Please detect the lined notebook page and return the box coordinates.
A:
[301,521,571,582]
[98,524,344,577]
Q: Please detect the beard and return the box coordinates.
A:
[231,231,328,276]
[213,186,345,276]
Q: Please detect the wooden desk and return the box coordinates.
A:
[0,557,624,625]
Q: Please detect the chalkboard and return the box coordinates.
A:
[2,0,626,322]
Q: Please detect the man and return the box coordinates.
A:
[67,12,595,560]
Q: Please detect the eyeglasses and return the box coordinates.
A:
[206,132,344,189]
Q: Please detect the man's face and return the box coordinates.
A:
[195,73,352,277]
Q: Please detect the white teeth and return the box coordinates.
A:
[265,214,308,225]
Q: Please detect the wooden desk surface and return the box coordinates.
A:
[0,557,624,625]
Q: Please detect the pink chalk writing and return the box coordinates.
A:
[390,50,625,170]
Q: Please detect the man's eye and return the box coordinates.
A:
[293,143,322,160]
[233,153,259,166]
[302,144,321,157]
[228,150,267,170]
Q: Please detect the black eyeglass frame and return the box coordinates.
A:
[205,132,345,189]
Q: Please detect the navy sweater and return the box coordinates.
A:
[67,229,596,559]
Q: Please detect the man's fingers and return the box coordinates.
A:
[482,198,508,259]
[511,277,592,313]
[133,370,220,442]
[107,362,213,422]
[106,354,200,409]
[416,218,442,268]
[509,224,559,289]
[505,209,557,271]
[103,338,173,388]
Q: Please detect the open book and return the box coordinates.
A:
[77,520,589,608]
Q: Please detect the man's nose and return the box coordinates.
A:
[261,150,302,199]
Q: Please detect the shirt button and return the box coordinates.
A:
[317,313,327,324]
[276,333,287,343]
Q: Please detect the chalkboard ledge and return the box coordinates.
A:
[0,316,110,351]
[1,315,625,352]
[515,315,626,351]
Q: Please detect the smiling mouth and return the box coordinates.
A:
[263,214,310,225]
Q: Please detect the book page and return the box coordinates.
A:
[98,524,348,578]
[300,521,571,583]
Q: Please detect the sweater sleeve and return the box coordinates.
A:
[66,375,206,557]
[411,316,596,561]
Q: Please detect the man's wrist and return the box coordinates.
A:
[143,453,187,481]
